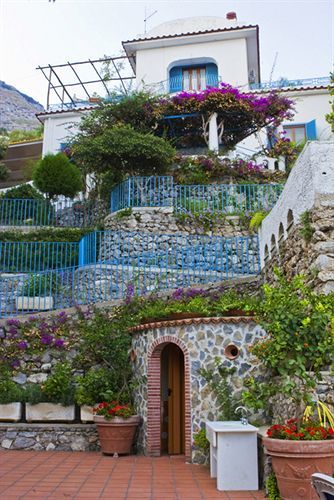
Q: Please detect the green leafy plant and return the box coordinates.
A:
[115,207,133,219]
[22,273,60,297]
[193,428,210,452]
[266,472,280,500]
[299,210,314,243]
[42,362,75,406]
[199,359,240,420]
[242,270,334,423]
[0,368,25,404]
[33,153,83,200]
[0,183,44,200]
[75,368,124,406]
[0,161,10,181]
[249,211,268,231]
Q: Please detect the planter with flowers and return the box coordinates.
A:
[242,271,334,498]
[93,402,141,455]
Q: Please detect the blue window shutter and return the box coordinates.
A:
[305,119,316,140]
[206,63,218,87]
[169,67,183,93]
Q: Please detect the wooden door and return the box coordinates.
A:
[167,344,185,454]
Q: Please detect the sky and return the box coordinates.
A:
[0,0,333,108]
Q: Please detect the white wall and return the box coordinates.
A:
[240,89,333,154]
[259,141,334,267]
[41,111,88,156]
[135,37,249,89]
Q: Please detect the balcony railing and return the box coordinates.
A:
[250,76,331,91]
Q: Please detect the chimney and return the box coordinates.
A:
[226,11,237,21]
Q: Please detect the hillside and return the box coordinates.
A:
[0,81,44,132]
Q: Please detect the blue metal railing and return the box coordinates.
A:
[0,198,106,228]
[169,74,220,93]
[111,176,174,212]
[0,241,79,273]
[110,177,284,214]
[250,76,331,90]
[0,231,260,317]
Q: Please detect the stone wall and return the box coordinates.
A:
[104,207,252,237]
[131,317,266,463]
[0,423,99,451]
[263,198,334,293]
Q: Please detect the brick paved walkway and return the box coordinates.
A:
[0,451,265,499]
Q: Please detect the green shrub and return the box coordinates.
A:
[0,369,25,404]
[266,472,280,499]
[22,273,60,297]
[249,211,268,231]
[42,362,75,405]
[0,228,89,242]
[75,368,121,406]
[299,210,314,243]
[193,428,210,452]
[0,162,10,181]
[33,153,83,199]
[1,183,44,200]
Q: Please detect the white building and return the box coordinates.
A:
[38,13,333,157]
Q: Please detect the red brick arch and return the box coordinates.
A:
[147,335,192,461]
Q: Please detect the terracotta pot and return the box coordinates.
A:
[94,415,141,455]
[263,437,334,499]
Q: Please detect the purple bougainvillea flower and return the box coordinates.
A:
[6,319,21,327]
[17,341,28,350]
[7,327,18,336]
[54,338,65,348]
[40,334,54,345]
[11,359,20,368]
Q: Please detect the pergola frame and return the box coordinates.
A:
[37,55,135,109]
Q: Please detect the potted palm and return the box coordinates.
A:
[242,271,334,498]
[93,401,141,455]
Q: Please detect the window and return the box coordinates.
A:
[283,119,316,143]
[182,67,206,91]
[169,63,218,93]
[283,125,306,143]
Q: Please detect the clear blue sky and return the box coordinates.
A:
[0,0,333,107]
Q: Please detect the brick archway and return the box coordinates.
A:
[147,335,192,460]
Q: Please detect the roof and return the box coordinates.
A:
[36,105,96,121]
[122,24,259,46]
[129,315,256,333]
[122,24,258,45]
[251,85,331,94]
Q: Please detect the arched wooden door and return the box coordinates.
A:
[161,343,185,454]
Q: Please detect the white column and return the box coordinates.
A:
[208,112,219,152]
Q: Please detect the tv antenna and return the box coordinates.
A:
[269,52,278,84]
[144,8,158,34]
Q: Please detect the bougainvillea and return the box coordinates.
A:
[158,83,295,148]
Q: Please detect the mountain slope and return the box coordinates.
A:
[0,81,44,132]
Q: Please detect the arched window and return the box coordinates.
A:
[169,60,218,93]
[271,234,277,254]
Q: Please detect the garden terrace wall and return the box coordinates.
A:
[0,423,99,451]
[130,316,266,463]
[263,201,334,294]
[104,207,253,237]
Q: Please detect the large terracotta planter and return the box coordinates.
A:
[263,437,334,499]
[94,415,140,455]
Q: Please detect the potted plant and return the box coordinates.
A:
[16,274,57,311]
[25,362,75,422]
[242,271,334,498]
[74,369,114,423]
[0,369,23,422]
[93,401,140,455]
